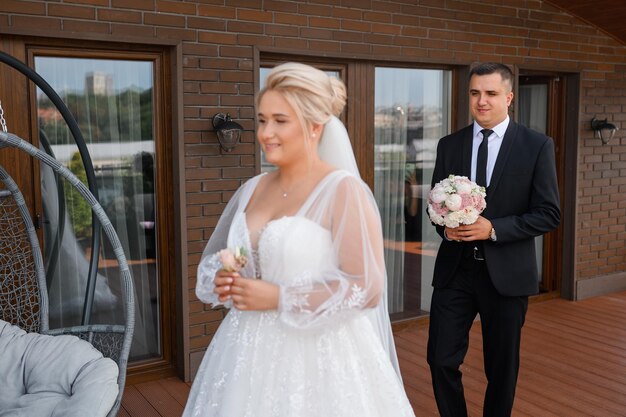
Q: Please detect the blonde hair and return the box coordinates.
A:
[257,62,347,140]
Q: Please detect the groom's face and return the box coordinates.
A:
[469,72,514,130]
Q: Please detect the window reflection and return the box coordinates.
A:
[35,57,160,361]
[374,67,451,319]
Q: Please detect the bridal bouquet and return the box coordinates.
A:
[427,175,486,228]
[218,246,248,272]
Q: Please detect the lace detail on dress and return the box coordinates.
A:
[283,282,367,325]
[250,248,262,279]
[280,271,314,313]
[344,284,366,308]
[196,252,231,307]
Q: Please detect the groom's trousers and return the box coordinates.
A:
[427,249,529,417]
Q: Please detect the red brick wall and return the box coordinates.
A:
[578,65,626,280]
[1,0,625,376]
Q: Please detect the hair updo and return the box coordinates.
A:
[257,62,347,136]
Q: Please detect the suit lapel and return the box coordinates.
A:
[487,121,517,197]
[461,125,474,177]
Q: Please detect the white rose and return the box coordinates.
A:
[430,189,448,204]
[444,212,460,228]
[456,207,477,225]
[429,212,445,226]
[445,194,463,211]
[455,182,472,195]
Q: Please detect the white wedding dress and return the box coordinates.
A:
[184,170,415,417]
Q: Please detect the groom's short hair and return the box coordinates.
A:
[470,62,514,91]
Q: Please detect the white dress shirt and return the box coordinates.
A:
[471,116,509,187]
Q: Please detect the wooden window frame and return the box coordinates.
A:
[23,41,177,383]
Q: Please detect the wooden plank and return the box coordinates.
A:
[521,346,626,397]
[156,377,192,407]
[517,366,625,417]
[119,385,161,417]
[116,407,131,417]
[135,380,185,417]
[511,395,562,417]
[536,303,626,334]
[521,326,626,381]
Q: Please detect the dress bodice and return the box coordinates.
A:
[252,216,336,285]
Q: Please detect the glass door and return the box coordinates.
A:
[374,67,452,319]
[33,55,162,362]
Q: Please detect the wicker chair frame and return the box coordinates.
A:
[0,131,135,417]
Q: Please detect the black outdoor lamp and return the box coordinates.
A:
[591,116,619,145]
[212,113,243,152]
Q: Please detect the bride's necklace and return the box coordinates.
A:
[276,161,320,198]
[277,174,310,198]
[278,181,300,198]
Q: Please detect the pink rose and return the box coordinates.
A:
[219,249,237,271]
[219,247,248,272]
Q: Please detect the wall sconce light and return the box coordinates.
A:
[212,113,243,152]
[591,116,618,145]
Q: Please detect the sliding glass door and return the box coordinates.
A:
[374,67,452,319]
[35,56,160,361]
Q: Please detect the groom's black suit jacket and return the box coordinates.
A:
[431,121,560,297]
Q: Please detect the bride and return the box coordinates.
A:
[183,62,415,417]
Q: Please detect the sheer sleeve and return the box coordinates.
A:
[278,174,386,329]
[196,252,230,308]
[196,176,260,308]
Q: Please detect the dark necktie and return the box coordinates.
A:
[477,129,492,187]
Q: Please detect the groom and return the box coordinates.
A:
[427,62,560,417]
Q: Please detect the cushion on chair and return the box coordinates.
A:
[0,320,119,417]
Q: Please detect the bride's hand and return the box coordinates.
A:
[230,277,279,311]
[213,270,237,303]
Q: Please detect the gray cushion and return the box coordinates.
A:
[0,320,118,417]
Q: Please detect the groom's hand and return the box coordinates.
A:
[446,216,492,241]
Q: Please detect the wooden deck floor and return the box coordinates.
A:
[120,291,626,417]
